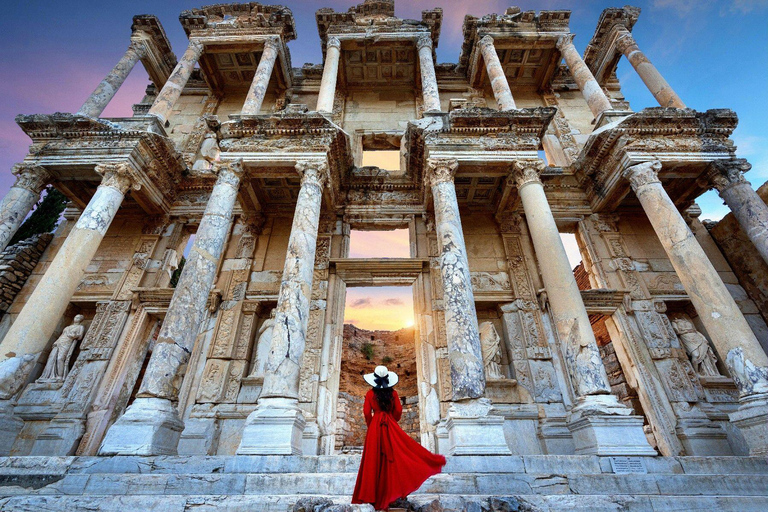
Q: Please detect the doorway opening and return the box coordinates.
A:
[336,285,418,453]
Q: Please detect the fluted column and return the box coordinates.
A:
[238,160,328,455]
[704,159,768,265]
[624,160,768,399]
[77,40,146,118]
[317,37,341,113]
[556,35,613,118]
[0,163,138,396]
[614,28,685,109]
[511,160,612,398]
[148,39,204,124]
[426,158,485,400]
[241,37,280,115]
[99,161,243,455]
[478,36,516,111]
[417,35,441,113]
[0,164,52,253]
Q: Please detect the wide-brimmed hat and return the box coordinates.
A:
[364,365,399,388]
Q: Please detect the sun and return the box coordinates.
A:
[403,319,415,328]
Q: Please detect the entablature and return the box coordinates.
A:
[459,8,570,92]
[583,6,640,85]
[15,114,184,214]
[575,108,738,212]
[131,15,178,91]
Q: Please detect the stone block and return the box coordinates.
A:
[568,415,657,456]
[237,399,306,455]
[98,398,185,456]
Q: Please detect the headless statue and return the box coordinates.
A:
[38,315,86,383]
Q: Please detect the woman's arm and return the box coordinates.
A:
[364,390,373,426]
[392,390,403,422]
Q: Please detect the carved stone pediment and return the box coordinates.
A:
[583,6,641,84]
[15,113,185,214]
[180,3,297,41]
[575,108,738,212]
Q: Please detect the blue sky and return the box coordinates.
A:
[1,0,766,220]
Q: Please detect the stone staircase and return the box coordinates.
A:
[1,455,767,511]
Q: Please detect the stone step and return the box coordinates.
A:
[1,471,767,498]
[2,493,768,512]
[2,455,767,476]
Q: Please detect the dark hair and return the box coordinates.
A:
[373,386,395,413]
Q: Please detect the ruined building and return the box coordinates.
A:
[0,1,767,510]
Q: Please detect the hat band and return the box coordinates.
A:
[373,374,389,388]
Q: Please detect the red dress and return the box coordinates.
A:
[352,388,446,510]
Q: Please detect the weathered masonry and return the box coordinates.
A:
[1,2,767,510]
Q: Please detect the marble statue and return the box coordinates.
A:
[251,308,276,377]
[38,315,86,383]
[670,314,720,377]
[192,132,220,171]
[479,321,504,380]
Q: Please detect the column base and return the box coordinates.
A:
[676,419,733,456]
[30,417,85,456]
[98,397,184,456]
[567,395,656,456]
[237,397,305,455]
[443,398,511,456]
[0,401,23,455]
[729,393,768,456]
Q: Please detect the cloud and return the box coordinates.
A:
[349,297,372,308]
[383,298,404,306]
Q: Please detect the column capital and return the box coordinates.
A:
[622,160,662,190]
[95,162,141,194]
[703,159,751,193]
[477,35,495,51]
[326,36,341,50]
[510,160,546,189]
[127,38,149,59]
[425,158,459,186]
[263,36,281,52]
[416,34,433,51]
[188,38,205,53]
[555,34,576,52]
[296,160,329,188]
[214,159,245,188]
[11,163,52,194]
[613,28,637,55]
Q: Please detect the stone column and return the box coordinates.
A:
[624,160,768,454]
[614,28,686,109]
[99,161,243,456]
[427,158,511,455]
[513,160,654,455]
[77,40,146,118]
[241,37,280,116]
[0,164,52,253]
[417,35,441,113]
[238,160,327,455]
[478,36,516,111]
[704,159,768,266]
[556,35,613,118]
[148,39,204,125]
[0,163,138,392]
[426,158,484,400]
[316,37,341,114]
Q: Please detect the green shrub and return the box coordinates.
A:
[382,355,393,364]
[361,342,375,360]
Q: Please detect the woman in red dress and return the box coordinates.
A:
[352,365,446,511]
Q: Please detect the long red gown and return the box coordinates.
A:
[351,388,446,510]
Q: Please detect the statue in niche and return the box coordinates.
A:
[38,315,86,383]
[251,308,276,377]
[192,132,220,171]
[479,321,505,380]
[670,313,720,377]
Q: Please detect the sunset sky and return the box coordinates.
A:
[1,1,766,330]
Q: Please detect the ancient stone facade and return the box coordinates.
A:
[1,2,768,510]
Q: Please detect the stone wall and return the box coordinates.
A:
[0,233,53,317]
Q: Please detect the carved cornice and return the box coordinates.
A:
[131,14,178,88]
[95,162,141,194]
[179,3,297,42]
[425,158,458,186]
[622,160,662,190]
[11,164,52,194]
[583,6,641,83]
[510,160,546,189]
[702,159,751,193]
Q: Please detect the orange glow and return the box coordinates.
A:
[349,229,410,258]
[344,286,414,331]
